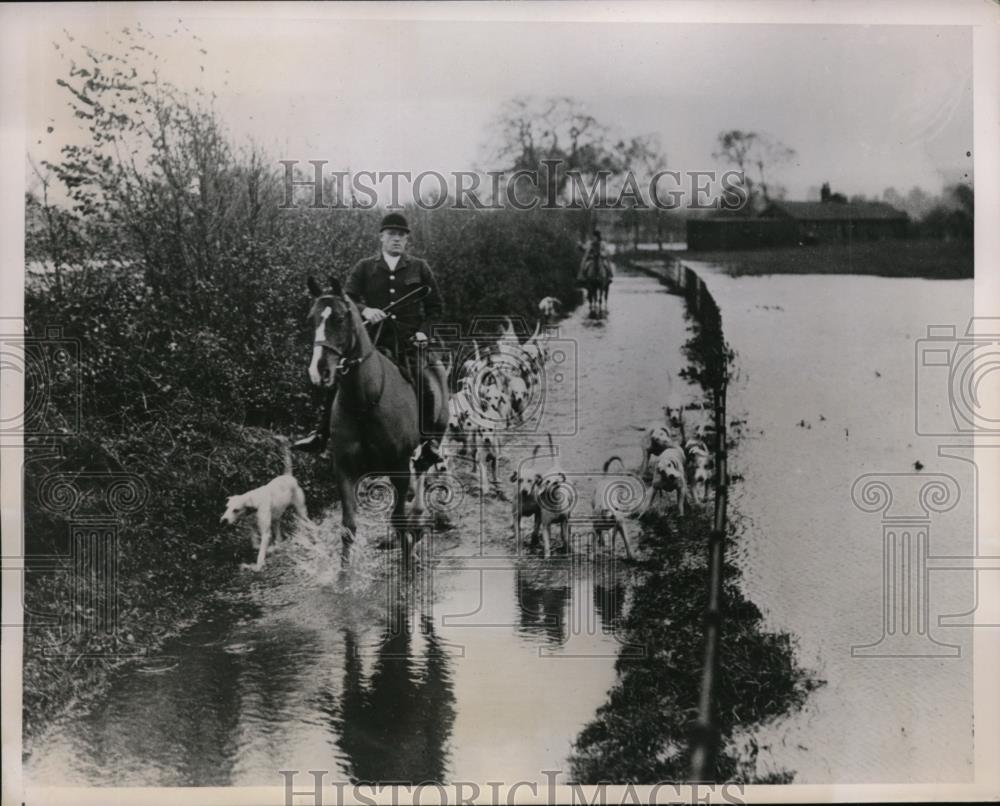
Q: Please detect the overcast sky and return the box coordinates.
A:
[23,8,973,203]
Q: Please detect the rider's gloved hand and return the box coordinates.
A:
[362,307,388,324]
[413,331,428,344]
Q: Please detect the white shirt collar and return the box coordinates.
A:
[383,252,401,271]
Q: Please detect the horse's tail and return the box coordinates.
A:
[279,436,293,476]
[603,455,625,474]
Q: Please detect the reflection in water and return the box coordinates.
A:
[516,560,633,648]
[322,598,456,784]
[593,574,626,634]
[26,601,334,786]
[515,565,570,645]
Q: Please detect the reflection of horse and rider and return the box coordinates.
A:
[328,605,455,784]
[576,228,614,313]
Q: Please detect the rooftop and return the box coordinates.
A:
[763,200,908,221]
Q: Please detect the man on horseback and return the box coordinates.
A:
[293,212,447,455]
[576,229,613,282]
[576,229,614,310]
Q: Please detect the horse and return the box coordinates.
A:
[306,275,449,565]
[579,242,613,313]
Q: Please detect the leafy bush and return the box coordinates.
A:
[23,33,580,740]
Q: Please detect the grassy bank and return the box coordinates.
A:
[569,509,820,782]
[667,239,972,279]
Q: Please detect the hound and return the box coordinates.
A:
[531,470,573,559]
[529,434,573,558]
[459,340,483,380]
[404,442,449,562]
[662,400,686,436]
[496,317,521,359]
[591,456,633,560]
[511,444,544,545]
[684,437,714,505]
[507,374,529,423]
[651,446,691,516]
[219,440,309,571]
[411,439,448,479]
[470,426,502,490]
[538,296,561,321]
[635,424,682,477]
[634,400,687,476]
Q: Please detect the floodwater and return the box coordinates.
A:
[685,261,977,783]
[25,268,693,787]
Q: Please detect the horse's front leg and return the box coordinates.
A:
[338,474,357,565]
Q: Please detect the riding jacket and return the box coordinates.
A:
[344,252,444,359]
[577,241,614,283]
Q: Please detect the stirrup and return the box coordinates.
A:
[292,431,327,453]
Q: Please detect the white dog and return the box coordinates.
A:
[652,446,691,516]
[219,440,308,571]
[510,434,573,556]
[538,296,561,321]
[511,444,544,545]
[591,456,633,560]
[528,434,574,558]
[685,437,714,505]
[635,423,682,477]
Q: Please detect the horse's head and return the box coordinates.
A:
[306,275,362,387]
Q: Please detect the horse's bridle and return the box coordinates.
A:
[313,300,375,378]
[313,285,430,376]
[312,299,387,412]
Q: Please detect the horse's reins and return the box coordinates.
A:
[365,284,432,361]
[313,284,433,411]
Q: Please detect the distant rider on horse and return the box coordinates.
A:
[576,228,614,286]
[294,212,445,456]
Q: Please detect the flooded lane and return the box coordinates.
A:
[26,267,693,787]
[687,263,976,783]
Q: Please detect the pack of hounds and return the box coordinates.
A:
[220,295,715,569]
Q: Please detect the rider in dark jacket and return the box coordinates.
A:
[293,212,445,453]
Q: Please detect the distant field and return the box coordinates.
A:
[659,240,973,280]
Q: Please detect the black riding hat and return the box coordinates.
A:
[380,212,411,233]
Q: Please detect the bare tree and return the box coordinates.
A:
[480,96,628,201]
[713,130,796,212]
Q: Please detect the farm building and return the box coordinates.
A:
[760,198,910,244]
[685,186,910,251]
